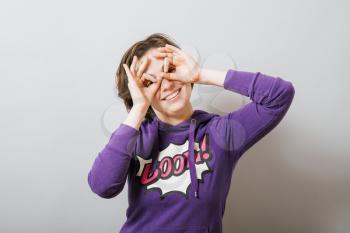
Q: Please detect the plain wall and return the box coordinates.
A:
[1,0,349,232]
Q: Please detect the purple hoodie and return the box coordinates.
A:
[87,69,295,233]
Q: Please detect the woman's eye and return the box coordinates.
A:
[143,79,152,87]
[168,65,176,73]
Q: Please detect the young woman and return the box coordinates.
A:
[87,33,295,233]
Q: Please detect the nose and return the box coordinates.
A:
[160,77,176,92]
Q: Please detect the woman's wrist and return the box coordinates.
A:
[132,103,149,113]
[123,105,148,130]
[196,69,227,87]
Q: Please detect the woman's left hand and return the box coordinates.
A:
[156,44,200,84]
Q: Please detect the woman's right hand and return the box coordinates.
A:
[123,55,162,112]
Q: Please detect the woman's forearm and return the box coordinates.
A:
[123,106,148,130]
[88,111,142,198]
[196,69,227,87]
[219,69,295,158]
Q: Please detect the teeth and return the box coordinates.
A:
[165,89,180,100]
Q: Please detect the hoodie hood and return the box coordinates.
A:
[148,109,217,199]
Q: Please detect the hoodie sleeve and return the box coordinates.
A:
[219,69,295,161]
[87,123,140,199]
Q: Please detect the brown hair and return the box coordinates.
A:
[115,33,194,122]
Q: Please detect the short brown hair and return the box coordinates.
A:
[115,33,194,121]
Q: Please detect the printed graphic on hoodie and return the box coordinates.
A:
[135,134,213,199]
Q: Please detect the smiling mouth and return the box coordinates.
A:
[162,88,181,101]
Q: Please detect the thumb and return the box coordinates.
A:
[149,76,162,96]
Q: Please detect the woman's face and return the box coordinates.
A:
[139,48,192,117]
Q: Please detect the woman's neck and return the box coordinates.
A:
[154,104,194,126]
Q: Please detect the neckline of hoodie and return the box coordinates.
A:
[154,109,199,131]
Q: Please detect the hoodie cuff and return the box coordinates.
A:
[223,69,259,97]
[107,123,140,157]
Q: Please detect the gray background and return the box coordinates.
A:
[1,0,349,232]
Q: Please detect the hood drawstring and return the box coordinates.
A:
[188,118,199,198]
[149,117,200,199]
[150,120,160,174]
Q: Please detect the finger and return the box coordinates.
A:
[148,76,162,95]
[130,56,138,76]
[167,53,175,65]
[157,47,174,53]
[144,73,157,83]
[123,64,136,86]
[155,50,176,64]
[136,57,149,77]
[152,51,172,59]
[160,71,177,80]
[157,47,182,57]
[164,57,169,73]
[141,73,157,87]
[165,44,181,53]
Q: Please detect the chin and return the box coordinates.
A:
[166,102,187,114]
[155,98,189,117]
